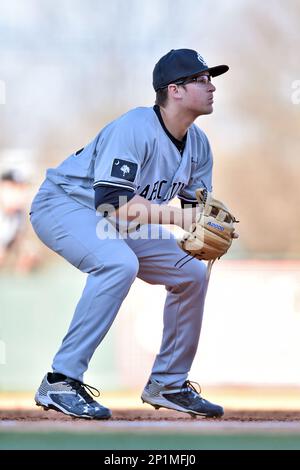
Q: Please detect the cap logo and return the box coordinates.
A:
[197,52,207,66]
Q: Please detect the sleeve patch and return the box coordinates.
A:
[111,158,138,182]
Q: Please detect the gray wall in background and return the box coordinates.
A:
[0,261,118,391]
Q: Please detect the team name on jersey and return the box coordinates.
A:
[137,180,185,202]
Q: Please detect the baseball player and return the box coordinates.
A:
[31,49,229,419]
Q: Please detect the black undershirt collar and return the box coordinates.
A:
[153,105,187,155]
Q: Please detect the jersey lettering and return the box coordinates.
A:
[157,180,167,199]
[149,181,159,201]
[138,180,184,202]
[139,184,150,199]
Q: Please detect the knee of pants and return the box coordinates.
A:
[179,259,207,287]
[119,254,140,283]
[103,252,139,287]
[80,246,139,292]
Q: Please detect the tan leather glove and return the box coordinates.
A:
[178,188,238,261]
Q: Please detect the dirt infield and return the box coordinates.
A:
[2,389,300,449]
[2,408,300,422]
[2,408,300,449]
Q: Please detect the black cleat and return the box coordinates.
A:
[141,378,224,418]
[35,373,112,420]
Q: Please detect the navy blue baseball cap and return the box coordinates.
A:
[153,49,229,91]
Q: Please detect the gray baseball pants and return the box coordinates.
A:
[30,179,208,387]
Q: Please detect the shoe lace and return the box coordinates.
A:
[181,380,202,396]
[66,379,100,404]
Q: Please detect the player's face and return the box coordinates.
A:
[180,73,216,116]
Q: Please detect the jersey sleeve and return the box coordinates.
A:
[93,112,149,193]
[94,186,135,211]
[178,129,213,204]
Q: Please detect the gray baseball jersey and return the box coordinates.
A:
[46,106,213,208]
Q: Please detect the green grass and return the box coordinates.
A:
[1,431,300,450]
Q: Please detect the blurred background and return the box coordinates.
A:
[0,0,300,404]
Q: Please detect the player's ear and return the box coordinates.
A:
[168,84,182,100]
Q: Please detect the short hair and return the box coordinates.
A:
[155,82,189,107]
[155,87,169,107]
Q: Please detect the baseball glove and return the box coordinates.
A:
[178,188,238,262]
